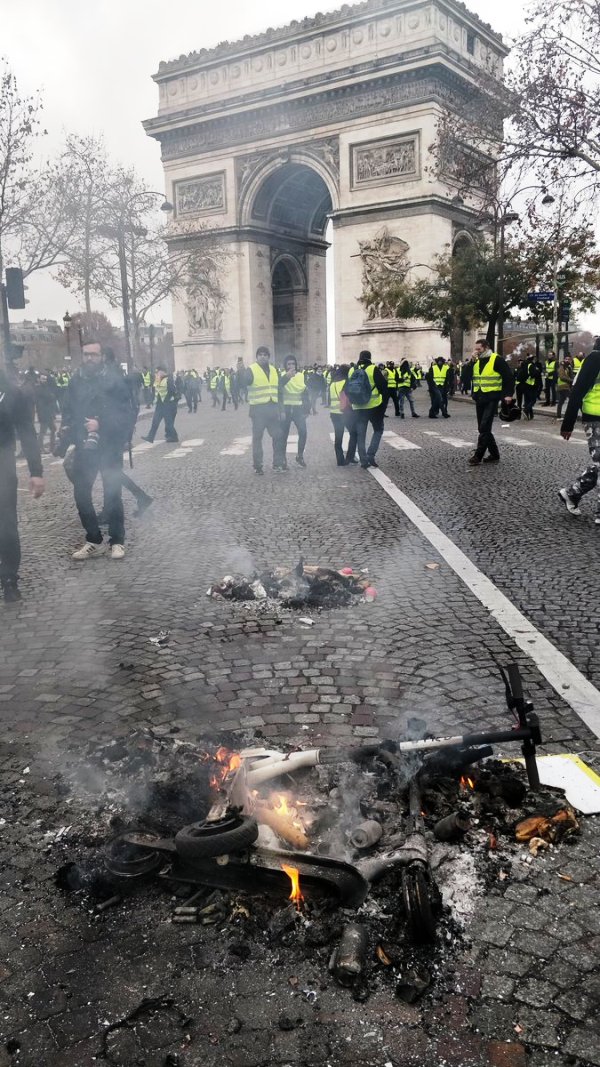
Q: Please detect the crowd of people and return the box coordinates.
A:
[0,336,598,603]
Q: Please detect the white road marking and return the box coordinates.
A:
[521,427,587,446]
[423,431,441,437]
[163,440,204,460]
[369,468,600,739]
[501,438,534,448]
[182,438,205,447]
[383,435,421,451]
[438,437,472,449]
[221,435,252,456]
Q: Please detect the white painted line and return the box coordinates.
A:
[220,436,251,456]
[16,460,27,468]
[438,437,472,449]
[49,459,64,466]
[163,448,192,459]
[369,468,600,739]
[521,428,587,446]
[384,435,421,451]
[423,431,441,437]
[502,438,534,448]
[182,438,205,447]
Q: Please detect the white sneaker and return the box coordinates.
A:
[558,489,581,516]
[111,544,126,560]
[72,542,104,561]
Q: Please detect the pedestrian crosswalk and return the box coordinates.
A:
[163,438,205,460]
[220,435,252,456]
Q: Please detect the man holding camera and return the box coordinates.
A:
[57,340,133,560]
[0,367,45,602]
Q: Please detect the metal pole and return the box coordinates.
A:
[65,324,72,362]
[497,219,505,355]
[0,283,12,368]
[117,229,133,373]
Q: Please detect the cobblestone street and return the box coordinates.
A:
[1,396,599,1067]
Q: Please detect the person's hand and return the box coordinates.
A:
[503,396,513,403]
[85,418,99,432]
[561,430,571,441]
[29,477,45,499]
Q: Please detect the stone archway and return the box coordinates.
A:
[145,0,507,370]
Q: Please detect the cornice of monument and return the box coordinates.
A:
[154,0,505,80]
[145,64,470,158]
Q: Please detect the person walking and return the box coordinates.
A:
[558,340,600,523]
[142,367,180,443]
[35,372,59,453]
[347,350,387,469]
[141,367,154,408]
[280,355,308,467]
[0,368,45,602]
[467,339,514,467]
[385,362,400,416]
[426,357,453,418]
[397,360,419,418]
[519,354,542,420]
[241,346,286,475]
[543,352,557,407]
[556,358,574,420]
[329,364,357,466]
[58,340,132,561]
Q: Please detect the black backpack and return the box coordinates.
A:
[344,366,373,406]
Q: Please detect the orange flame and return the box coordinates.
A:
[281,863,304,908]
[209,748,241,790]
[460,775,476,791]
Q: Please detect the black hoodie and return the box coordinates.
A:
[0,371,43,477]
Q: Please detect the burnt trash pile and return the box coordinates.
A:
[207,559,377,608]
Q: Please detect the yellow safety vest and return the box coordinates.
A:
[546,360,556,376]
[582,368,600,418]
[432,363,449,386]
[155,377,168,402]
[142,372,152,387]
[248,363,279,406]
[351,363,381,410]
[329,379,346,414]
[525,363,536,387]
[283,372,306,406]
[473,353,502,393]
[574,357,583,372]
[398,370,412,388]
[386,368,398,387]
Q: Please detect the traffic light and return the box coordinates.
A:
[5,268,25,309]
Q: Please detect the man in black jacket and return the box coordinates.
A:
[59,340,132,560]
[559,340,600,522]
[0,369,45,602]
[467,339,514,466]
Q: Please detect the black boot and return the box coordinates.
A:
[2,578,22,604]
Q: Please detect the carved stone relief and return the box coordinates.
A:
[352,134,419,187]
[175,173,226,217]
[161,76,460,160]
[187,259,226,334]
[235,137,340,196]
[359,227,410,320]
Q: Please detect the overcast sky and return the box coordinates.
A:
[6,0,590,334]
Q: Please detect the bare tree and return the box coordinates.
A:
[0,59,45,278]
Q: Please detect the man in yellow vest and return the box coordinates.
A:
[351,350,387,469]
[141,367,154,408]
[543,352,558,407]
[559,339,600,522]
[280,355,309,467]
[467,339,514,466]
[240,346,286,475]
[426,357,453,418]
[141,367,180,443]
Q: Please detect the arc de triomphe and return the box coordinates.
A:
[144,0,506,370]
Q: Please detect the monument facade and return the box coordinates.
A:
[144,0,507,369]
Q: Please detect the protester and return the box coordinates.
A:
[58,340,132,560]
[280,355,309,468]
[467,338,514,466]
[241,346,286,474]
[142,367,180,443]
[329,364,357,466]
[426,357,453,418]
[397,360,419,418]
[347,350,387,470]
[0,367,45,602]
[559,339,600,523]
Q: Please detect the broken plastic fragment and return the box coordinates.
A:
[364,587,377,602]
[149,630,170,647]
[425,563,440,571]
[298,617,314,626]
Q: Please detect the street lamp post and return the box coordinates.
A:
[497,212,519,355]
[63,311,72,364]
